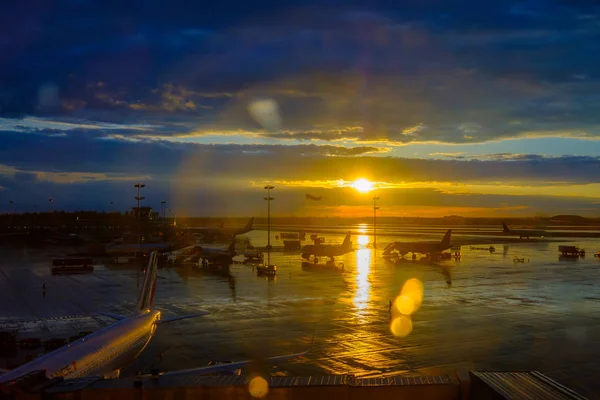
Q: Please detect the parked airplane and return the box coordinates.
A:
[382,230,452,259]
[502,222,546,239]
[0,252,308,383]
[166,242,237,266]
[189,217,254,242]
[0,252,207,383]
[198,241,237,265]
[301,232,352,263]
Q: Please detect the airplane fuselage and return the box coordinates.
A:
[0,310,160,383]
[391,241,448,255]
[507,229,546,238]
[382,230,452,257]
[502,223,546,239]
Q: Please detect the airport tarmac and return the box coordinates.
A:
[1,229,600,397]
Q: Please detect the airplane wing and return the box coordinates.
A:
[0,368,9,374]
[154,312,209,325]
[98,312,127,321]
[148,349,309,378]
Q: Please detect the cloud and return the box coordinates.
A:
[1,0,600,216]
[1,1,600,146]
[259,127,365,142]
[0,116,157,132]
[0,128,597,216]
[429,152,465,158]
[0,164,150,184]
[429,153,552,161]
[0,130,598,186]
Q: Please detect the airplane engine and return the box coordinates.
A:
[301,253,310,259]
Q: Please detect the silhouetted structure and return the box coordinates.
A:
[132,206,154,221]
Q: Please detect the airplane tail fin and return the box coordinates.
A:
[440,230,452,248]
[502,222,510,233]
[136,252,159,311]
[220,221,225,229]
[342,232,352,248]
[244,217,254,231]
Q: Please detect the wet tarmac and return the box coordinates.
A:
[1,229,600,397]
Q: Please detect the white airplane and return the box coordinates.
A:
[502,222,547,239]
[0,252,309,383]
[0,252,207,383]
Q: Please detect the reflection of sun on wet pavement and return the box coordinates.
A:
[357,235,370,247]
[353,249,371,311]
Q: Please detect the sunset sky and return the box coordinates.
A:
[2,0,600,217]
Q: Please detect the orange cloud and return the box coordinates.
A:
[304,205,529,218]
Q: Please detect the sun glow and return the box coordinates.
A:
[352,178,373,193]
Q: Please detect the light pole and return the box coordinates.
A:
[264,185,275,263]
[161,201,167,219]
[373,196,380,248]
[49,198,54,213]
[9,200,13,224]
[134,182,145,222]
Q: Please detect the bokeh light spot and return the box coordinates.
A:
[248,98,281,132]
[394,295,415,315]
[401,278,424,312]
[390,315,413,338]
[37,83,60,109]
[248,376,269,398]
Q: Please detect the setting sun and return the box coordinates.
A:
[352,178,373,193]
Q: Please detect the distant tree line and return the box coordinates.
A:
[2,211,597,229]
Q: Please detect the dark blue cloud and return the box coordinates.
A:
[0,130,386,174]
[2,0,599,132]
